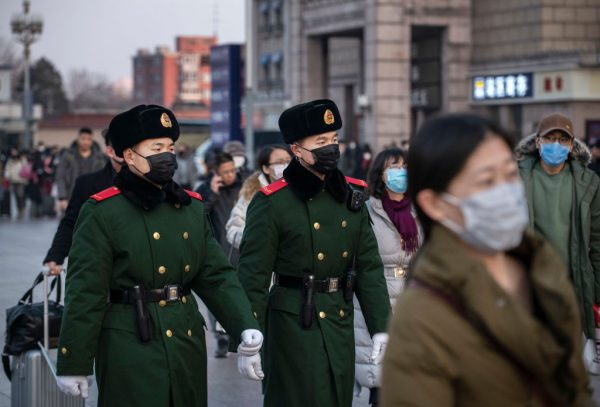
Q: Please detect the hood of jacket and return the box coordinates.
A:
[240,171,270,201]
[514,133,591,166]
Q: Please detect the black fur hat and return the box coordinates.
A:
[109,104,180,157]
[278,99,342,144]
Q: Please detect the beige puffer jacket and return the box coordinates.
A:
[226,172,270,249]
[354,197,421,391]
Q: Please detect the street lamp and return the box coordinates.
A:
[11,0,43,150]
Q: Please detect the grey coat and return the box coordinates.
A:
[515,134,600,338]
[56,144,106,200]
[353,197,421,390]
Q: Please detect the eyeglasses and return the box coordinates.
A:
[269,160,291,166]
[539,134,572,146]
[386,163,407,170]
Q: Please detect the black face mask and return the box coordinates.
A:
[297,143,340,174]
[131,150,178,186]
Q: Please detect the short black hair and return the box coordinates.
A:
[79,127,93,135]
[407,113,516,239]
[367,148,406,199]
[214,152,234,168]
[257,144,291,177]
[101,128,111,147]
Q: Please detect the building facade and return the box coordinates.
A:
[133,36,217,109]
[250,0,600,150]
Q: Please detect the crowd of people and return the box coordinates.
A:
[0,127,105,220]
[4,99,600,406]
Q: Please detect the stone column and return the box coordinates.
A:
[364,0,411,151]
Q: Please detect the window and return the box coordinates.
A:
[260,53,271,88]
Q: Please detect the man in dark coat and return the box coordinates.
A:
[43,130,123,275]
[196,152,243,357]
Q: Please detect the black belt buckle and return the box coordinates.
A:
[165,285,181,303]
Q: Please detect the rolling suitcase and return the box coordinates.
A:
[10,271,85,407]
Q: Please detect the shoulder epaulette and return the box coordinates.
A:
[90,186,121,202]
[185,190,203,201]
[260,178,288,196]
[345,176,368,188]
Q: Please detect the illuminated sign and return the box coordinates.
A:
[472,73,533,101]
[211,44,242,147]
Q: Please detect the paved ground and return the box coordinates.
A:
[0,217,370,406]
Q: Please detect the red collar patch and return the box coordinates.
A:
[90,186,121,202]
[260,178,288,196]
[345,176,368,188]
[185,190,203,201]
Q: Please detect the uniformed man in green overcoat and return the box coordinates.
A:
[236,99,391,406]
[54,105,265,406]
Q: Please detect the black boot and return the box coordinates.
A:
[214,333,230,358]
[369,387,379,406]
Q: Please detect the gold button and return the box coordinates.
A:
[153,232,160,240]
[342,251,348,258]
[184,265,191,273]
[394,267,406,278]
[61,347,68,355]
[341,220,348,228]
[159,300,167,307]
[313,222,321,230]
[158,266,166,274]
[181,296,187,304]
[183,232,189,240]
[187,329,192,337]
[253,311,258,319]
[174,203,181,209]
[319,311,326,319]
[166,330,173,337]
[339,309,345,317]
[317,252,325,261]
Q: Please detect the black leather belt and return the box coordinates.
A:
[110,284,191,304]
[273,274,340,293]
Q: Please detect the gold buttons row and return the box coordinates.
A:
[318,309,347,319]
[157,265,191,275]
[152,232,190,240]
[159,296,188,308]
[316,251,349,261]
[165,329,193,338]
[313,220,348,230]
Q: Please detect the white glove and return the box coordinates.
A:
[237,353,265,381]
[371,332,389,365]
[56,375,89,398]
[238,329,263,356]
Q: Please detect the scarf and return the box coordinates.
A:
[381,190,419,253]
[114,166,191,210]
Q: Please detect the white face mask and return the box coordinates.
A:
[440,181,529,253]
[233,156,246,169]
[271,163,288,181]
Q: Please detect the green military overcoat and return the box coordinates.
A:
[237,160,390,407]
[56,185,259,407]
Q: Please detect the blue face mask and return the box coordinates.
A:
[385,168,408,193]
[540,142,570,167]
